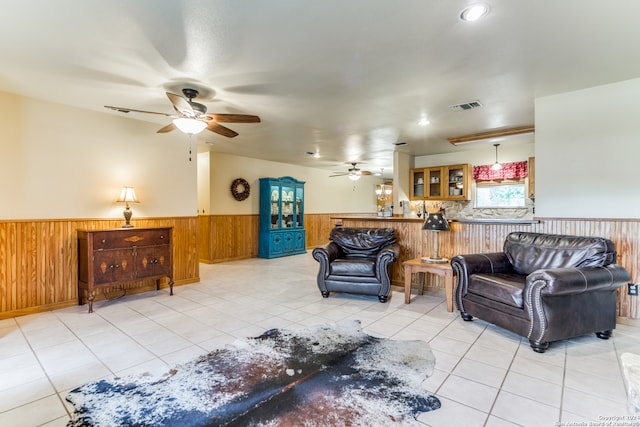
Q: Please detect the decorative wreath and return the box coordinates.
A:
[230,178,251,201]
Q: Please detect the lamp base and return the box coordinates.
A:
[421,256,449,264]
[122,207,134,228]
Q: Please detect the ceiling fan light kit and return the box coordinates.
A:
[173,117,207,134]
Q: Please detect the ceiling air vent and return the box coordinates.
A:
[448,100,483,111]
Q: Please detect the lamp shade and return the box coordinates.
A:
[173,117,207,134]
[422,213,450,231]
[116,186,139,204]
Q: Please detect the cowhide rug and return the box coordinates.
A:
[66,320,440,426]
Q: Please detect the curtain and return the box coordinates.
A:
[473,161,528,181]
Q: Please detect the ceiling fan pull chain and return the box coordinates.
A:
[188,134,192,162]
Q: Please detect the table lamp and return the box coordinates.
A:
[421,212,450,264]
[116,186,139,228]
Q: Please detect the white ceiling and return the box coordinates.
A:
[1,0,639,178]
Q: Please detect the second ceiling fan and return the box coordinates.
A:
[330,162,373,181]
[105,88,260,137]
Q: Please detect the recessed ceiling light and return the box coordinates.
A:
[460,4,490,22]
[418,116,430,126]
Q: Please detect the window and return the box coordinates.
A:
[475,182,526,208]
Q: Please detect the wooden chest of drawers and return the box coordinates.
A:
[77,227,173,313]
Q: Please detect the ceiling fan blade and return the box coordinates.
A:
[206,121,239,138]
[207,114,261,123]
[156,122,176,133]
[104,105,173,117]
[166,92,195,117]
[361,171,373,176]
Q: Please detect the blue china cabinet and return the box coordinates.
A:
[258,176,306,258]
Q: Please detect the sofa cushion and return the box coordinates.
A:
[504,232,616,276]
[468,273,527,308]
[330,227,397,258]
[330,258,376,277]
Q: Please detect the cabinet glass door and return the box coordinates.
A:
[426,168,443,198]
[446,166,465,198]
[281,185,294,228]
[270,185,280,228]
[411,169,425,198]
[295,187,304,228]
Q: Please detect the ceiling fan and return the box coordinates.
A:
[330,162,373,181]
[104,88,260,137]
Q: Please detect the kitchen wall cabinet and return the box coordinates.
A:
[410,164,471,201]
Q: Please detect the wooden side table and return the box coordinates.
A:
[402,258,455,312]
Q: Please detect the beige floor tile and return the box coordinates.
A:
[491,390,560,427]
[0,395,68,427]
[452,358,507,389]
[501,371,562,408]
[437,375,499,412]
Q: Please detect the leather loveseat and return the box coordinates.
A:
[312,227,400,302]
[451,232,630,353]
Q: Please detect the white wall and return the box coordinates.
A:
[0,91,197,219]
[535,78,640,218]
[393,151,412,213]
[207,152,380,215]
[197,152,211,215]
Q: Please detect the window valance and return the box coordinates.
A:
[473,161,528,181]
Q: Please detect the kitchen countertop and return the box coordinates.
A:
[331,216,539,224]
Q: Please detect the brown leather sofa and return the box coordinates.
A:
[451,232,630,353]
[312,227,400,302]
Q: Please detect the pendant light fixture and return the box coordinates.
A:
[491,143,503,171]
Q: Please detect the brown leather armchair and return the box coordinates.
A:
[452,232,630,353]
[312,227,400,302]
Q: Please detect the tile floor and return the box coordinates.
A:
[0,253,638,426]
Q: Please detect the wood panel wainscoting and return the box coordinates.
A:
[337,216,640,319]
[197,213,347,263]
[0,217,199,319]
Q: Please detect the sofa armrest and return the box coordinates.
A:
[527,265,630,296]
[312,243,343,293]
[377,243,400,265]
[312,242,342,262]
[524,264,630,344]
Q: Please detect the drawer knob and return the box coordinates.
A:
[101,239,106,244]
[160,235,165,239]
